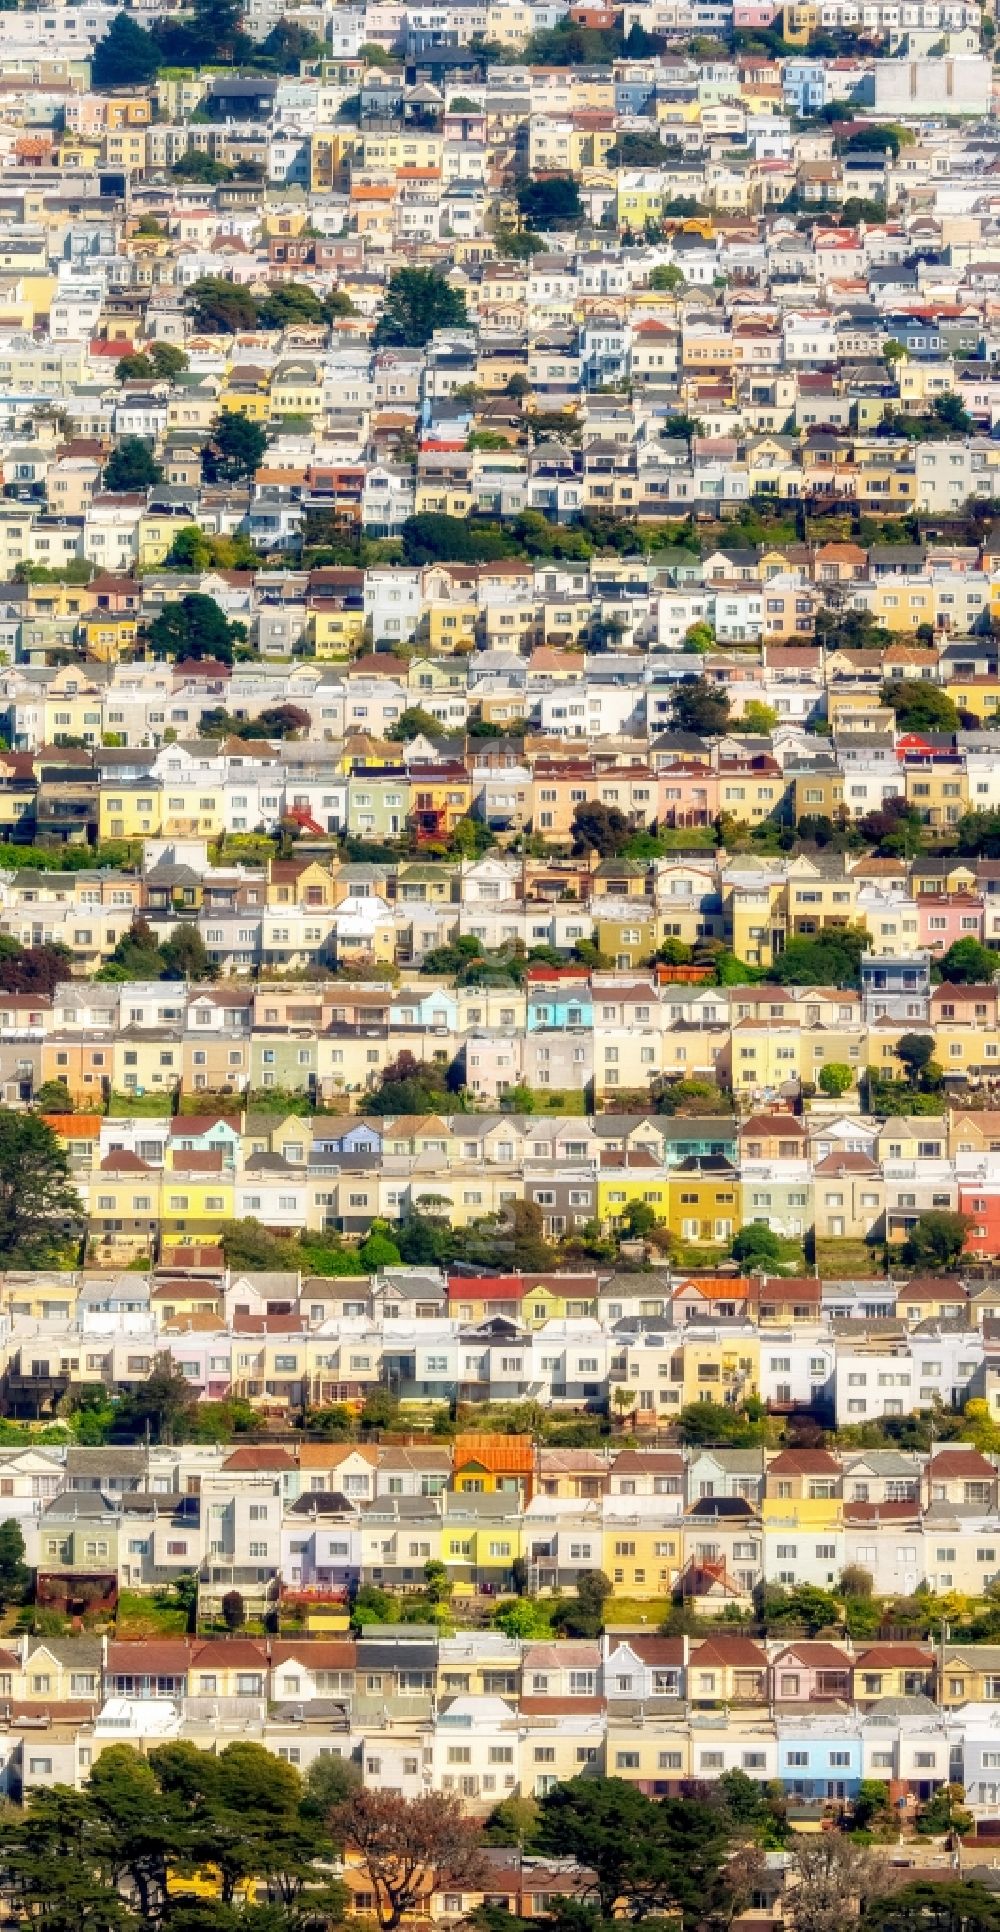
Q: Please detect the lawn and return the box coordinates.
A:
[107,1091,175,1117]
[602,1597,667,1627]
[814,1238,884,1278]
[116,1590,189,1636]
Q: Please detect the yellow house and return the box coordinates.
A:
[160,1154,235,1242]
[949,677,1000,723]
[904,761,967,830]
[425,601,476,654]
[82,612,138,664]
[311,607,366,657]
[112,1033,182,1095]
[601,1520,683,1596]
[310,129,363,191]
[762,1448,842,1530]
[99,783,163,843]
[616,177,666,232]
[160,780,226,839]
[666,1166,742,1247]
[138,511,188,570]
[721,1019,802,1097]
[271,360,325,418]
[865,578,935,632]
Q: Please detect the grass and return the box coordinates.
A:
[115,1590,189,1637]
[652,826,718,849]
[107,1091,175,1117]
[814,1238,884,1278]
[603,1596,667,1626]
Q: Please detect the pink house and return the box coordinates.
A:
[734,0,779,21]
[915,891,984,954]
[772,1641,852,1702]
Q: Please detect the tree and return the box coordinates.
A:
[818,1062,854,1098]
[483,1796,542,1850]
[539,1783,733,1928]
[934,394,973,435]
[0,936,73,997]
[159,925,215,982]
[173,151,232,184]
[374,269,469,349]
[839,1564,873,1597]
[880,680,959,734]
[92,9,160,85]
[221,1590,244,1632]
[938,938,998,985]
[571,799,630,857]
[0,1113,84,1265]
[359,1225,402,1270]
[742,700,779,734]
[256,282,327,329]
[915,1786,972,1839]
[622,1199,657,1237]
[423,1559,453,1604]
[113,1357,198,1443]
[103,437,162,493]
[33,1079,74,1113]
[491,1598,549,1639]
[366,1051,450,1116]
[650,263,685,291]
[731,1224,781,1269]
[896,1032,936,1085]
[517,174,584,228]
[0,1519,29,1605]
[330,1789,490,1932]
[115,353,155,384]
[957,810,1000,859]
[768,929,866,989]
[149,343,189,380]
[901,1210,971,1272]
[387,707,447,743]
[862,1881,1000,1932]
[302,1753,360,1818]
[538,1780,658,1917]
[671,678,731,736]
[203,411,268,486]
[146,594,247,665]
[788,1837,894,1932]
[187,277,260,334]
[401,513,515,566]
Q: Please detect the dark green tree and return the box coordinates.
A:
[880,680,959,733]
[571,799,631,857]
[901,1210,971,1272]
[0,1519,29,1604]
[896,1032,937,1084]
[203,411,268,485]
[113,1358,199,1443]
[516,173,583,228]
[172,151,232,184]
[671,678,730,736]
[103,437,162,493]
[187,278,260,334]
[0,1113,84,1265]
[938,938,998,984]
[92,10,160,85]
[374,268,469,348]
[731,1224,781,1268]
[146,593,248,665]
[159,924,216,981]
[862,1881,1000,1932]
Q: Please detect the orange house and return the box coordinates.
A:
[452,1434,536,1502]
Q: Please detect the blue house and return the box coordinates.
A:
[777,1718,863,1800]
